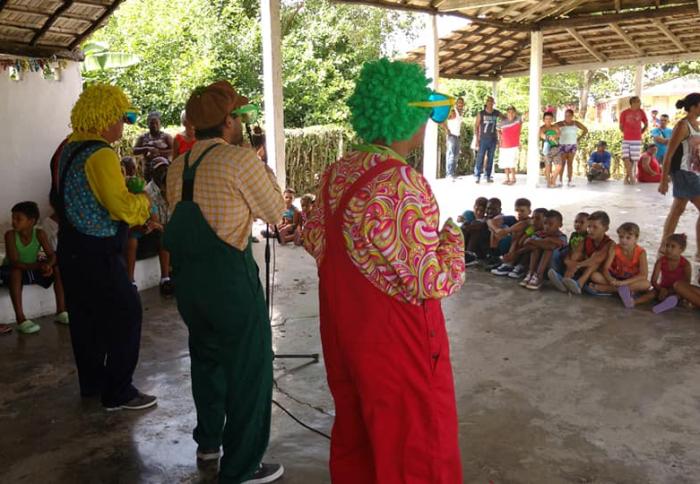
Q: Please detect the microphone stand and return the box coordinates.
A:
[249,123,318,364]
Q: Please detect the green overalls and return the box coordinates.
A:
[163,144,272,483]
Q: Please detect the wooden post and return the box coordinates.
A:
[423,14,439,182]
[261,0,286,188]
[634,64,644,97]
[527,29,543,187]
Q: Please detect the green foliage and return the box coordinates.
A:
[85,0,418,128]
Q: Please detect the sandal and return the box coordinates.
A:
[17,320,40,334]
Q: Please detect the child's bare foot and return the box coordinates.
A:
[0,324,12,335]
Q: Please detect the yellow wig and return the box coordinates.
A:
[70,83,132,134]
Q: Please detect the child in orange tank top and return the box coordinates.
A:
[588,222,651,305]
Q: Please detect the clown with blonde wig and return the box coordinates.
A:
[51,83,157,411]
[303,59,465,483]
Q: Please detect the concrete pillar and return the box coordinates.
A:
[527,29,543,188]
[261,0,286,188]
[423,14,439,182]
[634,64,644,97]
[492,79,499,103]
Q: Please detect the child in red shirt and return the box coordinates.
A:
[634,233,692,312]
[619,96,648,185]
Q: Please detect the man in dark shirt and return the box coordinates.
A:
[134,111,173,181]
[587,140,611,181]
[473,96,503,183]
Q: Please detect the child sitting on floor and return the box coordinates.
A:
[521,210,567,290]
[550,210,613,294]
[673,267,700,308]
[550,211,588,279]
[294,194,315,246]
[461,197,488,264]
[491,198,532,276]
[466,197,504,266]
[630,233,691,313]
[262,188,301,245]
[0,202,68,334]
[496,207,546,279]
[590,222,650,302]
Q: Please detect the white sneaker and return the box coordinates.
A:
[519,273,533,287]
[508,264,527,279]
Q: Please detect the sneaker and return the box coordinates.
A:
[507,264,527,279]
[17,320,40,334]
[196,446,221,462]
[491,263,513,276]
[241,463,285,484]
[653,295,679,314]
[483,256,501,270]
[487,177,494,183]
[567,181,575,188]
[547,268,567,293]
[465,252,479,267]
[160,279,174,296]
[55,312,70,325]
[105,391,157,412]
[562,278,582,295]
[519,273,533,287]
[475,177,481,184]
[583,283,613,297]
[526,274,542,290]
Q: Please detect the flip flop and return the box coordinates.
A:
[617,285,635,308]
[583,283,614,297]
[16,320,40,334]
[562,277,582,295]
[0,324,12,335]
[653,295,679,314]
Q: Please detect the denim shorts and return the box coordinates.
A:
[671,169,700,199]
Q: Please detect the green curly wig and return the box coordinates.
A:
[348,58,432,144]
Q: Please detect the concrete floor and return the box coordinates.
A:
[1,176,700,484]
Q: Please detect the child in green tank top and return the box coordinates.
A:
[0,202,68,334]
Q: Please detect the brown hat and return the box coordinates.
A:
[185,80,249,130]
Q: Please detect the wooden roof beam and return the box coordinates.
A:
[538,4,697,30]
[609,23,645,56]
[433,0,527,11]
[69,0,125,49]
[0,39,83,60]
[30,1,76,46]
[543,47,568,66]
[566,28,606,62]
[0,0,9,13]
[652,18,688,52]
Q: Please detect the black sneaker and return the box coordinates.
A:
[241,463,284,484]
[474,176,481,184]
[465,252,479,267]
[487,177,494,183]
[159,279,174,296]
[105,391,157,411]
[483,256,501,270]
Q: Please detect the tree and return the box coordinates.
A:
[84,0,418,128]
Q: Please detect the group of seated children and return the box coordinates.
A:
[0,202,68,335]
[461,197,700,313]
[586,140,662,183]
[261,188,315,246]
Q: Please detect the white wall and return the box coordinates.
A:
[0,61,82,234]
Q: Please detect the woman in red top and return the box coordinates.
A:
[497,106,522,185]
[172,110,196,157]
[637,144,662,183]
[635,233,692,312]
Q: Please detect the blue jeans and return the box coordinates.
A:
[475,137,497,179]
[446,135,460,178]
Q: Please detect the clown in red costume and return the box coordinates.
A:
[303,59,465,483]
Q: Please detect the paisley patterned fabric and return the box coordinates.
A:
[303,150,465,305]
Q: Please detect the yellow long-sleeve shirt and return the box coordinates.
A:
[68,133,150,227]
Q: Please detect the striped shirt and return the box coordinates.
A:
[167,138,284,250]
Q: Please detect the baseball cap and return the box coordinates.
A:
[185,80,249,130]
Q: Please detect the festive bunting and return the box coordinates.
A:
[0,56,67,77]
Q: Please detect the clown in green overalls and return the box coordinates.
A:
[164,81,285,484]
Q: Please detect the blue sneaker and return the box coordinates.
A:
[547,268,567,293]
[562,278,582,295]
[583,283,613,297]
